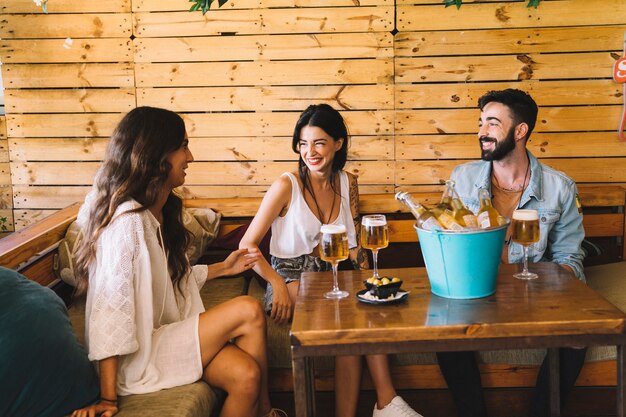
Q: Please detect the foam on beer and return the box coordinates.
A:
[320,224,346,234]
[512,209,539,221]
[363,218,386,227]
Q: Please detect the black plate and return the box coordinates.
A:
[356,289,409,305]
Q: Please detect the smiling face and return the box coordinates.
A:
[478,101,521,161]
[165,135,193,189]
[298,125,344,174]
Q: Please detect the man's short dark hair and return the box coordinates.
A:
[478,89,538,141]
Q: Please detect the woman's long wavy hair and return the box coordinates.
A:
[74,106,191,296]
[291,104,349,198]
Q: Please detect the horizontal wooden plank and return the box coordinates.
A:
[2,63,135,88]
[395,26,626,57]
[13,209,65,230]
[395,52,617,83]
[133,7,393,37]
[395,79,624,109]
[395,106,623,134]
[271,360,621,392]
[0,164,12,185]
[12,186,92,209]
[137,85,393,111]
[396,132,626,160]
[11,184,395,209]
[136,59,393,87]
[397,158,626,185]
[6,110,393,138]
[397,1,626,31]
[182,111,394,137]
[5,89,136,113]
[583,213,624,238]
[0,14,132,39]
[6,114,124,138]
[0,202,80,270]
[0,38,133,63]
[8,135,393,162]
[133,0,390,12]
[1,0,130,13]
[16,253,58,286]
[9,161,394,186]
[0,140,9,163]
[134,33,393,62]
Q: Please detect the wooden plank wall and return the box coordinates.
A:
[1,0,625,230]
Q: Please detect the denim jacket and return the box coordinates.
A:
[450,151,585,281]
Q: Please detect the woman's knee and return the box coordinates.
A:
[235,295,266,326]
[226,356,262,396]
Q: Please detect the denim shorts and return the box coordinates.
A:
[264,254,330,312]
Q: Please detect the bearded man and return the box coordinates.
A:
[435,89,586,417]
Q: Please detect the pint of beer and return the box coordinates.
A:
[361,216,389,251]
[320,224,349,263]
[511,209,540,246]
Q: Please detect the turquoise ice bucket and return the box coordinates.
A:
[415,223,508,299]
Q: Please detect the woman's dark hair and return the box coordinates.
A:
[291,104,349,197]
[74,106,190,296]
[478,89,538,141]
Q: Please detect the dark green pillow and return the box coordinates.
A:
[0,267,99,417]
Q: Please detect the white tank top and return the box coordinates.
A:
[270,171,358,259]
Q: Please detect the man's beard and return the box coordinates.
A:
[480,128,516,161]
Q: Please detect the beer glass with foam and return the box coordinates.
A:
[511,209,540,280]
[361,214,389,279]
[320,224,350,299]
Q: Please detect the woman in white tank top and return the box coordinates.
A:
[240,105,423,417]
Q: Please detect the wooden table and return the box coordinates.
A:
[290,263,626,417]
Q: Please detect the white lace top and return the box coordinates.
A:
[77,191,208,395]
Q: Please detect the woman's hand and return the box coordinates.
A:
[222,248,262,277]
[270,280,293,325]
[71,401,118,417]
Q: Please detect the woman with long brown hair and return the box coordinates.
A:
[70,107,285,417]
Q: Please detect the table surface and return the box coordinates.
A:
[290,263,626,352]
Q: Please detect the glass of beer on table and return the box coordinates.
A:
[511,209,540,280]
[361,214,389,279]
[320,224,350,299]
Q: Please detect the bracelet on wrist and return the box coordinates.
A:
[100,396,118,405]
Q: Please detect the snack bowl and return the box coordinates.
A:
[363,277,403,299]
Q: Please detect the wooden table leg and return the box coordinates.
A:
[293,353,313,417]
[305,357,316,416]
[618,344,625,417]
[548,348,560,417]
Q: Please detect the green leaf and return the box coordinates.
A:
[527,0,541,7]
[189,2,200,12]
[443,0,462,9]
[42,1,49,13]
[218,0,229,7]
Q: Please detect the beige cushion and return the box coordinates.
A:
[55,208,221,286]
[116,382,220,417]
[200,276,250,310]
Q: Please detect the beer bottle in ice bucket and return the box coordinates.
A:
[436,180,455,212]
[437,209,465,231]
[447,181,478,228]
[395,191,443,231]
[477,188,506,229]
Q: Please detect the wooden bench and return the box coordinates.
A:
[0,185,624,396]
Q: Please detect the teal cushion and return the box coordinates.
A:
[0,267,99,417]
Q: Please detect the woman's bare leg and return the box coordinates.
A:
[335,355,363,417]
[366,354,397,409]
[203,344,261,417]
[197,295,272,416]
